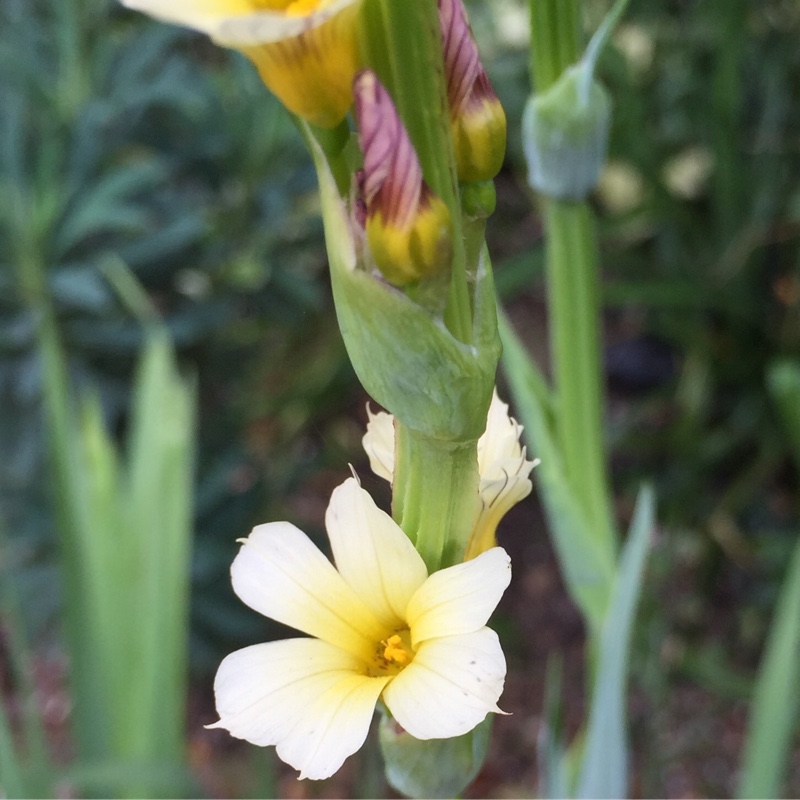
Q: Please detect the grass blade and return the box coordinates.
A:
[737,360,800,798]
[737,535,800,799]
[576,485,654,799]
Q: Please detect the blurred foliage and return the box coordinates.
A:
[0,0,359,672]
[480,1,800,795]
[477,0,800,647]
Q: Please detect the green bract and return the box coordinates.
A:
[379,713,493,800]
[308,128,500,443]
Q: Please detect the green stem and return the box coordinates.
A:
[544,199,617,558]
[529,0,617,560]
[529,0,581,92]
[393,423,481,573]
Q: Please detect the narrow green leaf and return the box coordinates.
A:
[737,534,800,799]
[123,331,194,764]
[576,485,654,799]
[738,360,800,798]
[768,360,800,461]
[499,310,614,634]
[537,655,569,800]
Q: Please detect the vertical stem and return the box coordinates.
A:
[393,423,481,572]
[358,0,490,568]
[544,201,616,555]
[529,0,617,557]
[529,0,581,92]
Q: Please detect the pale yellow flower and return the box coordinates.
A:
[120,0,363,127]
[208,477,511,780]
[363,390,538,559]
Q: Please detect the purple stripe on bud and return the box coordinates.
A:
[438,0,481,116]
[438,0,506,182]
[353,70,422,229]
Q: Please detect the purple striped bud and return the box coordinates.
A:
[353,70,453,287]
[438,0,506,183]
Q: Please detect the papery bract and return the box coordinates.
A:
[208,478,511,780]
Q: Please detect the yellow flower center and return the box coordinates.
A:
[368,628,415,677]
[382,634,409,664]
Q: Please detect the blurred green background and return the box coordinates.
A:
[1,0,798,796]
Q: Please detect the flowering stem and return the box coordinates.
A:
[544,201,616,555]
[393,423,481,572]
[529,0,618,556]
[359,0,472,345]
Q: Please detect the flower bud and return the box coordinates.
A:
[438,0,507,183]
[353,70,453,286]
[523,64,611,201]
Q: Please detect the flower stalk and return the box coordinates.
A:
[526,0,617,559]
[350,0,506,567]
[393,427,482,571]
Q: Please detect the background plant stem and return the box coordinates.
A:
[529,0,617,559]
[544,201,617,555]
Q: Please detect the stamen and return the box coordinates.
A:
[382,634,410,664]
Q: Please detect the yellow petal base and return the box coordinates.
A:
[240,1,361,128]
[366,196,453,287]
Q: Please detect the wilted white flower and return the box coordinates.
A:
[363,390,538,559]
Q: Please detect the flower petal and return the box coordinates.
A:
[121,0,358,40]
[122,0,363,128]
[383,628,506,739]
[326,478,428,628]
[406,547,511,646]
[120,0,254,31]
[362,407,395,483]
[231,521,384,659]
[478,390,525,477]
[213,0,359,45]
[210,638,389,780]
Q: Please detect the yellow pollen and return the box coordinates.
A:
[382,634,410,664]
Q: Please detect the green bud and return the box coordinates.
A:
[379,714,493,800]
[461,179,497,220]
[522,64,611,201]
